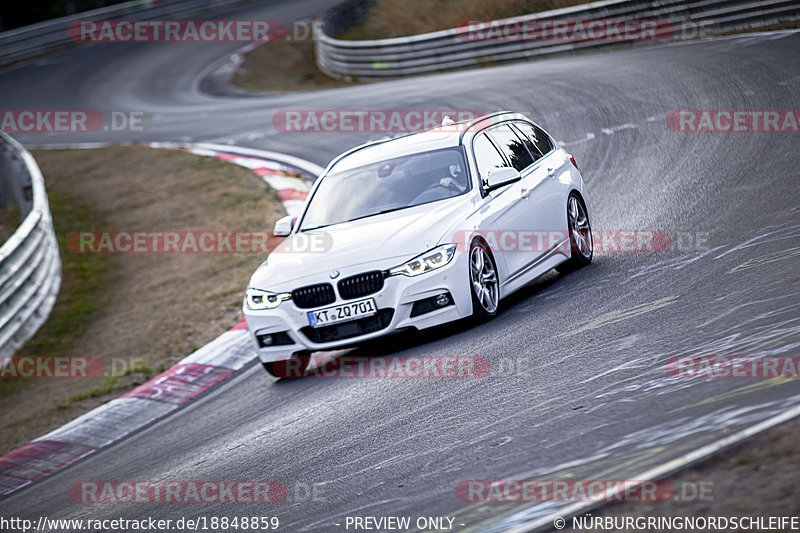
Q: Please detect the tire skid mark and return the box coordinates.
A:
[563,296,678,337]
[728,245,800,273]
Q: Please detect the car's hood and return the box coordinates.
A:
[250,196,471,290]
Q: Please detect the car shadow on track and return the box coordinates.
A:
[270,261,601,383]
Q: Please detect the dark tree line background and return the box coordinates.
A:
[0,0,132,31]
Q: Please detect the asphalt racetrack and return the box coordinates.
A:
[1,0,799,530]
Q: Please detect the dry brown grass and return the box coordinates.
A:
[232,39,352,92]
[715,18,800,36]
[0,146,283,455]
[338,0,592,40]
[0,205,20,242]
[231,0,592,90]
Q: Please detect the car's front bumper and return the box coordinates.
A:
[243,252,473,364]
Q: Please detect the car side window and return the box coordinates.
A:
[486,125,534,172]
[473,133,507,182]
[510,123,543,161]
[515,122,554,157]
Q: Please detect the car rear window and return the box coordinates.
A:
[515,122,554,157]
[486,124,534,172]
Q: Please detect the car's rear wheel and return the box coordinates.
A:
[469,240,499,320]
[262,353,310,378]
[557,193,593,273]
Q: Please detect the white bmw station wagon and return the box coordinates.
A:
[244,112,592,377]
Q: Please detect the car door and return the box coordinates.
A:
[510,121,571,260]
[470,131,517,280]
[483,124,555,280]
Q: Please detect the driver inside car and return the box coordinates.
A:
[405,156,468,198]
[438,161,468,192]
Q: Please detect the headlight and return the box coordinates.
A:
[388,244,457,277]
[245,288,291,310]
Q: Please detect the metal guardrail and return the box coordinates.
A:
[0,0,251,66]
[314,0,800,78]
[0,132,61,357]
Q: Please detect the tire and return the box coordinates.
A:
[469,240,500,320]
[262,353,310,378]
[556,193,593,273]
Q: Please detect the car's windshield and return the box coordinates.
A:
[299,147,469,231]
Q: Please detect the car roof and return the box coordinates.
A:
[328,129,463,173]
[325,111,534,174]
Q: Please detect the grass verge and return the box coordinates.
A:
[0,189,112,400]
[338,0,591,40]
[714,19,800,36]
[230,1,799,92]
[0,204,20,242]
[230,0,591,91]
[0,145,284,455]
[232,39,352,92]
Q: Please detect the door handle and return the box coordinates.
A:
[547,167,555,177]
[521,187,531,199]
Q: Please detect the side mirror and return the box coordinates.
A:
[273,215,296,237]
[484,166,521,191]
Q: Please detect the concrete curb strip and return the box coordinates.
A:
[0,143,320,499]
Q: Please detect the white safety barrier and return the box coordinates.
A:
[0,131,61,356]
[315,0,800,78]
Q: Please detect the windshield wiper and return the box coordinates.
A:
[301,207,407,232]
[300,223,334,232]
[343,206,408,224]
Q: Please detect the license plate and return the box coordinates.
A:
[307,298,377,328]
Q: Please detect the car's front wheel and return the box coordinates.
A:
[262,353,310,378]
[557,193,593,273]
[469,240,499,320]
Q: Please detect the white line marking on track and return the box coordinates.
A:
[559,132,595,147]
[600,123,637,135]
